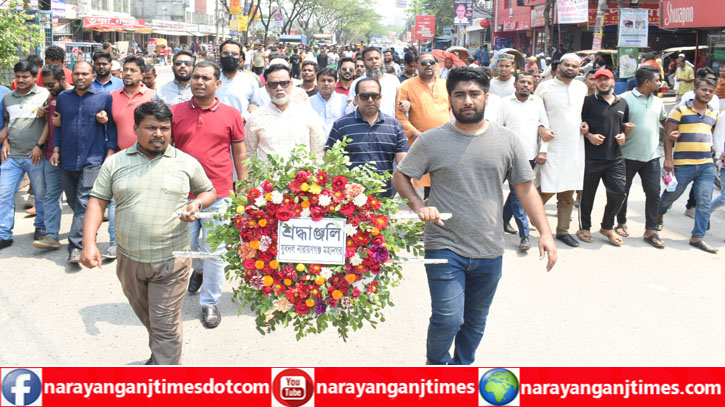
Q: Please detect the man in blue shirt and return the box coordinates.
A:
[477,45,490,67]
[50,61,117,263]
[91,52,123,93]
[326,78,408,198]
[309,68,347,136]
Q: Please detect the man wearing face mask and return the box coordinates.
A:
[245,64,326,163]
[346,47,401,117]
[216,39,264,120]
[154,50,194,107]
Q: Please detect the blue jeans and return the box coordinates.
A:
[59,165,101,251]
[189,197,229,307]
[659,163,715,238]
[108,199,116,246]
[42,162,63,240]
[0,158,45,240]
[711,168,725,213]
[503,160,535,237]
[424,249,502,365]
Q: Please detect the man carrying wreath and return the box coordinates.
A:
[393,67,557,365]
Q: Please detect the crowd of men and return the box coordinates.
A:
[1,41,722,366]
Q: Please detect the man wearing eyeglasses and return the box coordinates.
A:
[245,64,326,163]
[395,53,450,200]
[335,57,355,96]
[215,39,264,120]
[327,78,408,198]
[154,50,195,107]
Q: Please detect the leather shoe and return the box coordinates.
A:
[188,271,203,293]
[0,239,13,250]
[690,239,718,254]
[503,222,517,234]
[519,237,530,251]
[202,306,221,328]
[145,355,155,365]
[556,234,580,248]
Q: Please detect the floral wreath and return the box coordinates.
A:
[209,142,422,340]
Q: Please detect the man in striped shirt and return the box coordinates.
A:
[657,78,719,253]
[326,78,408,198]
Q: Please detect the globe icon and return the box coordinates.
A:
[479,368,519,406]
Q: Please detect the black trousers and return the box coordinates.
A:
[616,158,661,231]
[579,158,627,231]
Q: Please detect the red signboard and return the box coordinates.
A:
[414,15,435,40]
[195,0,206,14]
[660,0,721,28]
[587,3,660,26]
[83,16,145,31]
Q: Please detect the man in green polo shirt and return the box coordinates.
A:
[0,60,50,249]
[80,101,217,364]
[616,66,667,248]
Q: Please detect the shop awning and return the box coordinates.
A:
[464,27,487,34]
[153,29,184,36]
[187,31,206,37]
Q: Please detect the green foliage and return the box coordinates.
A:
[406,0,453,37]
[0,0,44,69]
[208,140,424,341]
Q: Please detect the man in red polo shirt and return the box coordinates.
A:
[170,60,247,328]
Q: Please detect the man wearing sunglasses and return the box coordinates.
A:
[246,64,326,163]
[215,39,264,121]
[395,53,450,200]
[327,78,408,198]
[154,50,194,107]
[335,57,355,96]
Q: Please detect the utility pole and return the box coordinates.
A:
[215,0,220,45]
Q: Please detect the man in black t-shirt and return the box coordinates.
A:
[289,49,302,79]
[578,69,634,246]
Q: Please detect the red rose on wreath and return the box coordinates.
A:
[261,180,274,193]
[332,175,348,190]
[372,235,385,246]
[277,207,295,221]
[339,202,356,216]
[295,170,311,183]
[310,206,325,221]
[294,302,311,315]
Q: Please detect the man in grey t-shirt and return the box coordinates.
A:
[393,66,557,365]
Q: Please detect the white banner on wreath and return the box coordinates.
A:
[277,217,346,265]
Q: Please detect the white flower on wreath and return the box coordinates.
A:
[350,253,362,266]
[270,190,284,204]
[301,208,311,218]
[345,224,357,236]
[254,196,266,207]
[259,235,272,252]
[318,194,332,207]
[352,193,367,207]
[320,267,333,280]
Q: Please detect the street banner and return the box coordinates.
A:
[414,15,435,40]
[237,15,249,32]
[556,0,588,24]
[618,8,649,48]
[453,0,472,26]
[618,47,639,79]
[2,367,725,406]
[230,0,241,15]
[51,0,66,18]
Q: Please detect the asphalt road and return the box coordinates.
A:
[1,67,723,366]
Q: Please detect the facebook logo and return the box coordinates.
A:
[1,369,42,406]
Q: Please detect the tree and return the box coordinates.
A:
[0,0,44,68]
[406,0,453,37]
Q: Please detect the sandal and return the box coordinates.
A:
[576,229,593,243]
[643,232,665,249]
[615,224,629,237]
[599,229,623,246]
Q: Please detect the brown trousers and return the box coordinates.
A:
[116,253,191,365]
[539,190,576,236]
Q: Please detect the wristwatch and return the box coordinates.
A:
[35,143,43,148]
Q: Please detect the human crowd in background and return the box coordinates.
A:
[1,40,723,365]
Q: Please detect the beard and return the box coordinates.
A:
[366,67,384,80]
[174,72,191,82]
[452,106,485,124]
[560,69,577,79]
[597,87,614,95]
[271,94,291,106]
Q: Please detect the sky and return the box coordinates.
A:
[377,0,408,26]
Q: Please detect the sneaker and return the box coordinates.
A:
[33,236,60,250]
[103,245,117,260]
[0,239,13,250]
[68,248,82,263]
[33,228,46,241]
[684,207,695,219]
[519,236,531,251]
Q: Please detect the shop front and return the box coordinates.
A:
[659,0,725,71]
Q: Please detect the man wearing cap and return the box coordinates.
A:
[577,69,632,246]
[490,53,516,98]
[534,53,588,248]
[674,55,694,104]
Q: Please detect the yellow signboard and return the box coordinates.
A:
[237,16,249,32]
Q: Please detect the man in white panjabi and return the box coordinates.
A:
[534,53,588,248]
